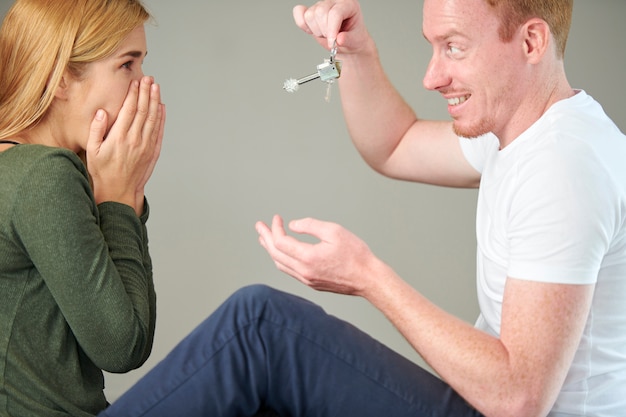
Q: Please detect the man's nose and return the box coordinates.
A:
[423,55,451,91]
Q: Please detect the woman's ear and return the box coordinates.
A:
[522,18,551,64]
[54,71,72,100]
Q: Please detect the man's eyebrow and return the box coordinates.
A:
[422,29,467,43]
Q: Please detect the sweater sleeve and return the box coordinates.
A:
[12,149,156,372]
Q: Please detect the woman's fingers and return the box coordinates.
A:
[111,79,140,138]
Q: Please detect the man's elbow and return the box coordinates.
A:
[480,391,554,417]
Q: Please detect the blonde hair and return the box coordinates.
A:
[484,0,573,59]
[0,0,151,140]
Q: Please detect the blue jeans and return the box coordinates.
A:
[99,285,482,417]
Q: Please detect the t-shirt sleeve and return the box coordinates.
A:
[506,141,614,285]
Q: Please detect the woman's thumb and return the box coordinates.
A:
[87,109,107,150]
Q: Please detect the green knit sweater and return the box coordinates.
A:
[0,144,156,416]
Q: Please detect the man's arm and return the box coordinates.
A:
[255,216,594,417]
[293,0,480,188]
[366,266,593,417]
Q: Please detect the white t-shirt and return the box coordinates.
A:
[460,90,626,416]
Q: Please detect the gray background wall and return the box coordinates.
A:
[1,0,625,402]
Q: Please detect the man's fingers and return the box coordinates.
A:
[294,1,358,49]
[293,5,312,34]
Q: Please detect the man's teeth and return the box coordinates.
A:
[448,95,469,106]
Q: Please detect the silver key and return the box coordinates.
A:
[283,41,342,93]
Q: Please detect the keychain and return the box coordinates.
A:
[283,41,341,102]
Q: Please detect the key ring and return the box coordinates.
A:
[329,40,338,63]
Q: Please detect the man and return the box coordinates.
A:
[255,0,626,416]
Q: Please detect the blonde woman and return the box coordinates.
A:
[0,0,164,415]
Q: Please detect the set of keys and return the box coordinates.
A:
[283,41,342,102]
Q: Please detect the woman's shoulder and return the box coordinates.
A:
[1,145,90,197]
[3,144,86,174]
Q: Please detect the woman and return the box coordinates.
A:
[0,0,165,415]
[0,0,482,416]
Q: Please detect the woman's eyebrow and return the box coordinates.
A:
[117,50,148,59]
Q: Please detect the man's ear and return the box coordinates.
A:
[522,18,551,64]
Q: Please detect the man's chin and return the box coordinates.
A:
[452,121,490,139]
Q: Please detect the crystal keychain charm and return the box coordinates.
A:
[283,41,341,100]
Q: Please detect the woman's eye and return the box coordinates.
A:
[122,61,133,70]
